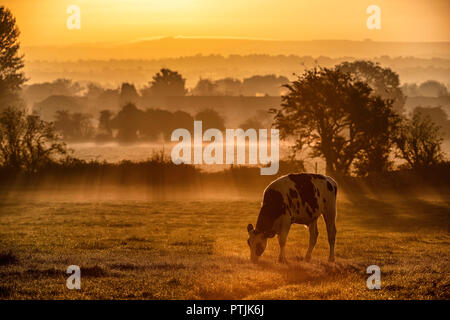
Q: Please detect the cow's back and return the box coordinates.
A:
[256,173,337,234]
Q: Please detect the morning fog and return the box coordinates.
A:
[171,121,279,175]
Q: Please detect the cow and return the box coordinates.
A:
[247,173,337,263]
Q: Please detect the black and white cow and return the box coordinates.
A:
[247,173,337,263]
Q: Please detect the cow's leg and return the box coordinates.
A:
[305,219,319,261]
[277,216,291,264]
[323,202,337,262]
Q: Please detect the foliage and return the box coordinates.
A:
[54,110,95,141]
[142,68,187,97]
[353,96,401,176]
[0,107,67,172]
[272,67,397,176]
[0,6,26,110]
[336,60,406,114]
[395,112,444,169]
[195,108,225,131]
[192,78,218,96]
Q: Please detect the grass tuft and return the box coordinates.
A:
[0,251,18,266]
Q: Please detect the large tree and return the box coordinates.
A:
[336,60,406,114]
[272,67,397,176]
[0,6,26,110]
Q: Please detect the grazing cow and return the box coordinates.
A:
[247,173,337,263]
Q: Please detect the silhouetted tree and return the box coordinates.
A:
[23,79,82,106]
[272,67,396,176]
[192,78,218,96]
[195,109,225,131]
[95,109,114,142]
[418,80,448,97]
[242,75,289,96]
[85,82,105,100]
[141,108,173,141]
[353,97,401,176]
[0,107,66,172]
[401,83,420,97]
[239,117,265,130]
[110,103,143,142]
[142,68,187,97]
[395,112,444,169]
[170,110,194,134]
[119,82,140,106]
[33,95,83,121]
[98,110,113,136]
[412,106,450,139]
[0,7,26,110]
[214,78,242,96]
[54,110,94,141]
[337,60,406,114]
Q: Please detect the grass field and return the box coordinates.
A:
[0,191,449,299]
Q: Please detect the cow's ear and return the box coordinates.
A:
[247,224,254,233]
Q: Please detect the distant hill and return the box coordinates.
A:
[23,37,450,61]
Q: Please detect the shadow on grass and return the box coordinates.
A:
[0,251,18,266]
[194,254,362,299]
[343,193,450,233]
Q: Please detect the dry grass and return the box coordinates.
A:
[0,192,449,299]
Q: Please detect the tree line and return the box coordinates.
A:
[0,6,448,177]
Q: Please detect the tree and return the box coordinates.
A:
[192,78,218,96]
[336,60,406,114]
[353,97,401,176]
[142,68,187,97]
[0,107,67,172]
[110,103,143,142]
[395,112,444,169]
[0,7,26,110]
[412,106,450,139]
[401,83,420,97]
[98,110,113,136]
[272,67,396,176]
[24,79,82,106]
[195,109,225,131]
[418,80,448,97]
[85,82,105,100]
[239,117,265,131]
[119,82,140,106]
[214,78,242,96]
[242,75,289,96]
[54,110,94,141]
[141,108,174,141]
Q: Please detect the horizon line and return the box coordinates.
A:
[22,36,450,48]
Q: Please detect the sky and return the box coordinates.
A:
[3,0,450,46]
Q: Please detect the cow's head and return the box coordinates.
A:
[247,224,267,262]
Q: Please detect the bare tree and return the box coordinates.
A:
[0,107,67,172]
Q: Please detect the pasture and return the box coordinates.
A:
[0,191,449,299]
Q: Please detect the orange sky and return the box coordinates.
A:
[3,0,449,46]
